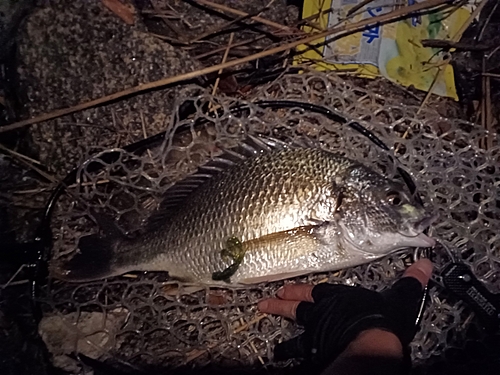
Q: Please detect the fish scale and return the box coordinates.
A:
[61,143,436,285]
[159,149,338,279]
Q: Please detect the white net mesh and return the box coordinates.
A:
[38,72,500,373]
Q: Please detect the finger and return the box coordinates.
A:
[274,335,307,361]
[258,298,301,320]
[402,258,433,288]
[383,277,422,303]
[311,282,353,302]
[382,276,425,345]
[276,284,314,302]
[295,301,316,325]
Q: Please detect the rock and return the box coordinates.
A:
[15,0,203,174]
[0,0,34,61]
[38,308,128,373]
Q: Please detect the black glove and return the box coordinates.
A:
[274,277,425,370]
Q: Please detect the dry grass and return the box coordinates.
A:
[1,0,453,134]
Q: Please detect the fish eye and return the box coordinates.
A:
[386,191,402,206]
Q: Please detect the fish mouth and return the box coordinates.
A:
[411,212,439,232]
[408,232,436,247]
[340,230,436,257]
[337,210,438,255]
[397,212,439,248]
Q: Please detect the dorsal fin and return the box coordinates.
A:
[145,135,290,231]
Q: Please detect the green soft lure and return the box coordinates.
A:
[212,237,246,282]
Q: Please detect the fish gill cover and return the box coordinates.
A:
[35,72,500,373]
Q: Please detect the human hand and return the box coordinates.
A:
[258,260,433,370]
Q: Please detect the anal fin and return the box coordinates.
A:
[240,270,313,284]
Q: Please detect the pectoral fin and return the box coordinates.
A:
[235,225,323,284]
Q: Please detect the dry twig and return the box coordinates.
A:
[482,72,500,79]
[1,0,453,134]
[1,265,29,289]
[346,0,377,17]
[194,35,266,59]
[211,32,235,97]
[149,0,187,43]
[147,31,189,46]
[417,0,489,114]
[0,143,42,165]
[233,313,268,334]
[194,0,297,34]
[420,39,492,51]
[189,7,269,44]
[0,143,56,183]
[481,56,494,149]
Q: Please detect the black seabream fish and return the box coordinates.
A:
[58,137,436,285]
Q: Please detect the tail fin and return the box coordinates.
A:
[59,233,119,282]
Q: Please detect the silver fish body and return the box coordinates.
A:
[61,143,436,285]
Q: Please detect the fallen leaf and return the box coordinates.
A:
[206,291,229,305]
[217,75,239,94]
[102,0,135,25]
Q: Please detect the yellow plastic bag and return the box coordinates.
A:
[295,0,474,99]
